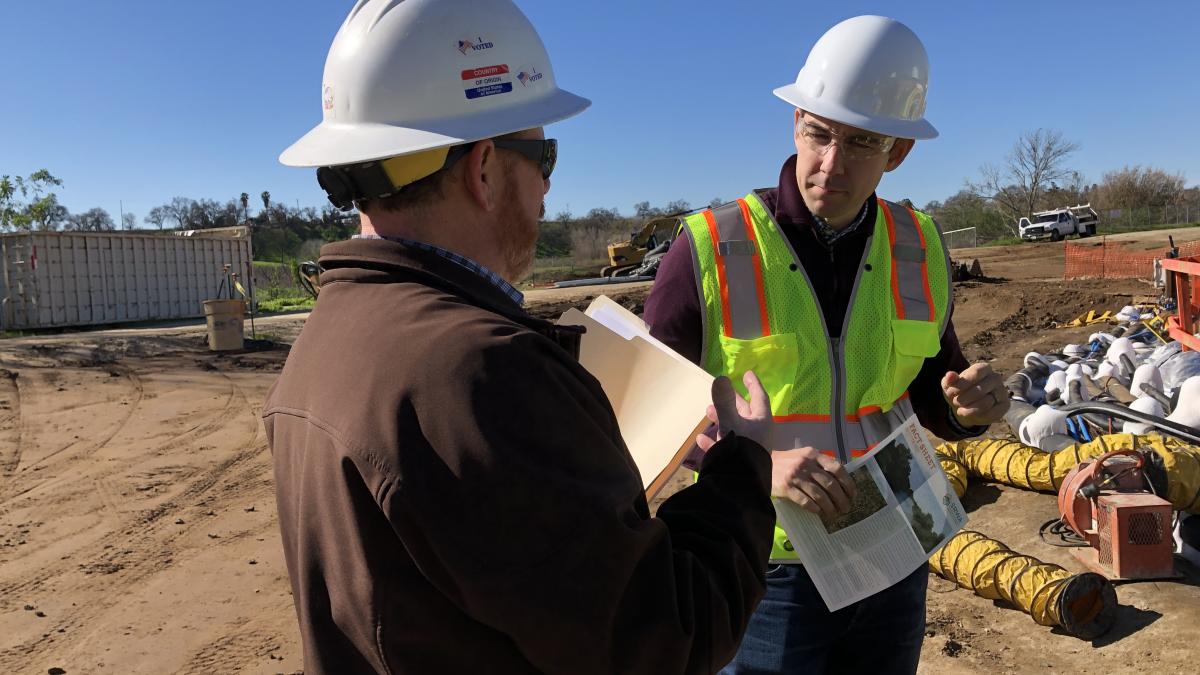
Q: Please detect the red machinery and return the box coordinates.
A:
[1057,450,1177,580]
[1161,255,1200,352]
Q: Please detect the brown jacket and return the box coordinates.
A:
[264,238,775,674]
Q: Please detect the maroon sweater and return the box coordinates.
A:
[644,155,979,441]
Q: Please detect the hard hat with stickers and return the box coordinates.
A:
[279,0,590,208]
[773,15,938,140]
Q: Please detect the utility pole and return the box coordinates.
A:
[119,200,125,230]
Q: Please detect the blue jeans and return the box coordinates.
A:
[720,562,928,674]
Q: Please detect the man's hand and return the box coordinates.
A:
[942,362,1009,427]
[695,371,772,452]
[770,448,856,518]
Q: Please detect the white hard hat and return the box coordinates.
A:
[774,15,937,140]
[280,0,590,168]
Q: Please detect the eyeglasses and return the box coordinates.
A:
[797,121,895,161]
[493,138,557,180]
[444,138,558,180]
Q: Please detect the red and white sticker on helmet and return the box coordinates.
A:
[462,64,512,100]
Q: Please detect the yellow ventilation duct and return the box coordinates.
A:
[930,530,1117,639]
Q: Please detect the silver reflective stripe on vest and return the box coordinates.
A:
[769,417,838,453]
[842,397,917,452]
[767,399,913,455]
[883,201,933,322]
[711,202,765,340]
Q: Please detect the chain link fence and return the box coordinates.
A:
[941,227,978,250]
[1097,198,1200,233]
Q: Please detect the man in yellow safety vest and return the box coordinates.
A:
[644,15,1010,674]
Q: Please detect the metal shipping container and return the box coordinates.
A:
[0,227,253,330]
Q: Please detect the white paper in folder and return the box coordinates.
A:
[557,296,713,498]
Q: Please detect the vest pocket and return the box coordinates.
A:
[890,319,941,400]
[715,333,799,415]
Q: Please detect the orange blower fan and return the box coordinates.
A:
[1057,449,1179,580]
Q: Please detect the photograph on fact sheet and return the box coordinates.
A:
[900,483,958,555]
[819,465,888,535]
[872,431,933,503]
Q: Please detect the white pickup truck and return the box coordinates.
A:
[1018,204,1099,241]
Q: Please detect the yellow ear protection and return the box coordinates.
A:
[316,146,467,210]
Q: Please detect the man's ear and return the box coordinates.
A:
[460,139,501,211]
[884,139,915,172]
[792,108,805,151]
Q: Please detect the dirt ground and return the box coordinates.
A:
[1,228,1198,674]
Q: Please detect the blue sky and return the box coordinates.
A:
[3,1,1199,226]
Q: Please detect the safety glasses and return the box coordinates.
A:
[492,138,557,180]
[444,138,558,180]
[796,119,895,161]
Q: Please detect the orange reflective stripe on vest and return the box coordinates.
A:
[704,202,771,339]
[702,209,734,338]
[879,199,935,322]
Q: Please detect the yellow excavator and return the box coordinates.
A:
[600,214,684,278]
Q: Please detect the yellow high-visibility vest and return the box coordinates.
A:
[681,193,951,561]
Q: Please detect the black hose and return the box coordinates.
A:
[1139,384,1174,412]
[1119,354,1137,381]
[1006,371,1037,400]
[1006,399,1037,438]
[1057,402,1200,445]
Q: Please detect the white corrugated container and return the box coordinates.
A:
[0,227,253,330]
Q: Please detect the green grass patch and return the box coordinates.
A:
[1100,221,1199,236]
[982,236,1025,247]
[255,284,315,313]
[521,257,610,289]
[257,297,314,313]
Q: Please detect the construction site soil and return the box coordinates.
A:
[1,228,1197,674]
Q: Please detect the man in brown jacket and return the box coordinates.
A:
[265,1,778,673]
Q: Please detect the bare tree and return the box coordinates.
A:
[145,206,169,229]
[166,196,195,229]
[971,129,1079,232]
[664,199,692,215]
[633,201,660,220]
[571,207,623,260]
[1094,165,1186,211]
[66,207,115,231]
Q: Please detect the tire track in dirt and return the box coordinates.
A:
[177,627,284,675]
[0,370,23,482]
[29,366,144,469]
[0,366,144,504]
[0,369,271,673]
[0,362,249,507]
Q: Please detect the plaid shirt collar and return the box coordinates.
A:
[811,200,870,248]
[352,235,524,307]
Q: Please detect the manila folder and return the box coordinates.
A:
[557,296,713,498]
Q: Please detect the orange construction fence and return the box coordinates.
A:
[1063,238,1200,279]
